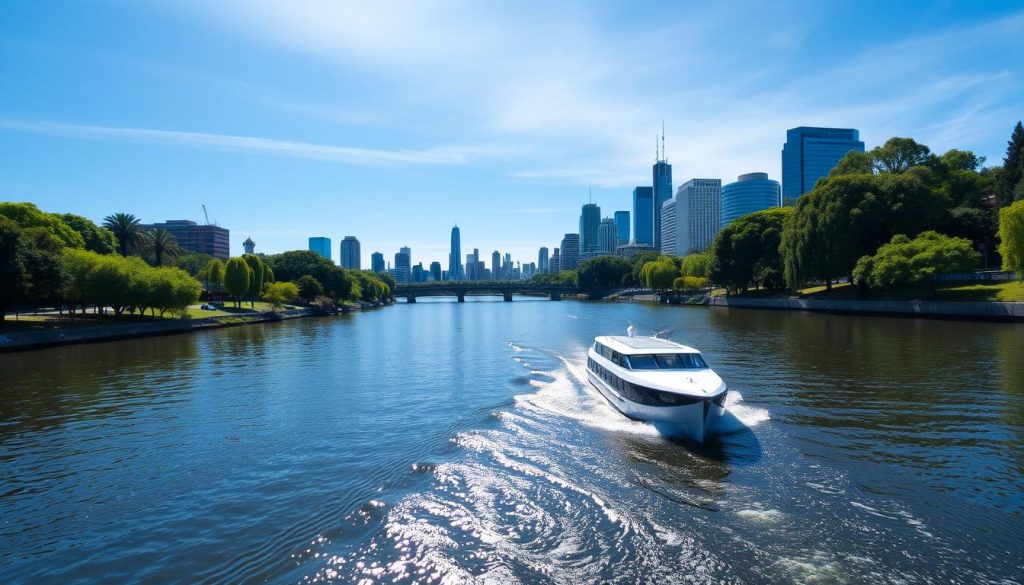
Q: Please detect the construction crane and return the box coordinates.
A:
[202,204,210,226]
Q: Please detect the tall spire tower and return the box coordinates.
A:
[652,121,674,251]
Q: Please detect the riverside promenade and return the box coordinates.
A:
[706,296,1024,322]
[0,307,320,352]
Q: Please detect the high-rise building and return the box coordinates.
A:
[394,246,411,283]
[721,173,781,228]
[632,187,654,246]
[538,247,549,274]
[613,211,630,245]
[560,233,580,270]
[340,236,361,269]
[141,220,229,259]
[371,251,385,273]
[579,203,601,255]
[660,198,678,255]
[309,237,332,261]
[243,237,255,255]
[782,127,864,201]
[412,263,425,282]
[449,225,462,280]
[492,250,501,280]
[551,248,561,273]
[664,179,722,255]
[429,261,442,282]
[598,218,617,254]
[652,128,673,250]
[466,249,480,280]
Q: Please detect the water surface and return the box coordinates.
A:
[1,299,1021,583]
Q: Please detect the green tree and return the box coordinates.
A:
[672,276,708,290]
[781,172,945,289]
[711,207,791,293]
[998,200,1024,279]
[853,231,979,295]
[996,121,1024,206]
[642,256,679,290]
[88,255,147,315]
[680,252,712,278]
[223,257,252,307]
[577,256,631,287]
[102,212,143,256]
[63,248,103,314]
[61,213,118,254]
[242,254,267,307]
[205,258,225,294]
[295,275,324,303]
[829,150,874,177]
[141,228,183,266]
[0,202,85,248]
[0,217,27,318]
[871,137,934,174]
[262,281,300,309]
[628,251,661,286]
[174,253,215,277]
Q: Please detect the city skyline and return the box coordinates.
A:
[1,2,1022,266]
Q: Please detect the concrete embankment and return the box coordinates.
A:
[706,296,1024,322]
[0,308,321,353]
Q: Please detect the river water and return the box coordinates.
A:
[1,299,1022,584]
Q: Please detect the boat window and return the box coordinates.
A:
[628,355,659,369]
[654,353,708,369]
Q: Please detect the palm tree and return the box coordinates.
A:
[102,213,143,256]
[140,229,182,266]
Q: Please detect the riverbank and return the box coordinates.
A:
[706,296,1024,322]
[0,307,322,352]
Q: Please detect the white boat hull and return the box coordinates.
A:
[587,368,726,441]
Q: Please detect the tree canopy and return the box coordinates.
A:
[710,207,791,292]
[998,200,1024,278]
[61,213,118,254]
[852,231,978,293]
[223,257,252,306]
[0,202,85,248]
[577,256,631,287]
[102,212,144,257]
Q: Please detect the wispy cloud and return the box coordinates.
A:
[0,119,468,165]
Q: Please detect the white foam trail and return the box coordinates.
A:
[737,508,785,523]
[718,390,770,434]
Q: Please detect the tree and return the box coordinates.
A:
[140,228,183,266]
[0,202,85,248]
[680,253,712,278]
[262,281,300,309]
[0,217,27,318]
[295,275,324,303]
[641,256,679,290]
[781,172,945,289]
[88,255,147,315]
[998,200,1024,279]
[830,150,874,176]
[61,213,118,254]
[63,248,103,314]
[628,251,661,286]
[174,253,215,277]
[242,254,267,307]
[871,137,934,174]
[672,276,708,290]
[102,212,143,256]
[711,207,791,293]
[577,256,631,287]
[223,257,252,307]
[996,121,1024,206]
[204,258,225,295]
[853,231,979,295]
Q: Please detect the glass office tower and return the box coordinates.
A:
[613,210,629,245]
[782,127,864,201]
[632,187,654,246]
[721,173,781,228]
[308,237,332,261]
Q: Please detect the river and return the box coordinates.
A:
[1,298,1022,584]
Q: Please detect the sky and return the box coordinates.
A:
[1,1,1023,269]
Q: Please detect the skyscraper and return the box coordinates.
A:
[721,173,781,228]
[141,220,229,259]
[652,127,673,250]
[560,233,580,270]
[449,225,462,281]
[538,247,549,274]
[395,246,411,283]
[243,237,255,255]
[466,248,480,280]
[578,203,601,255]
[551,248,561,273]
[665,179,722,255]
[309,237,332,261]
[492,250,501,280]
[632,187,654,245]
[340,236,361,269]
[782,127,864,201]
[598,218,617,254]
[429,261,442,282]
[613,211,630,245]
[661,198,678,256]
[371,251,385,273]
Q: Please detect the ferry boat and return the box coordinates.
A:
[586,335,728,441]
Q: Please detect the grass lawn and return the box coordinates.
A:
[1,302,301,332]
[725,280,1024,302]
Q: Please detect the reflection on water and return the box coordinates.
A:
[1,300,1022,583]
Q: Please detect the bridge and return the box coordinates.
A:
[393,282,621,303]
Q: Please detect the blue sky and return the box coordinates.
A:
[2,1,1022,268]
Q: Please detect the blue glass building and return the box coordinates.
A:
[371,251,385,273]
[308,236,332,261]
[449,225,462,280]
[652,159,673,250]
[613,210,629,245]
[782,127,864,201]
[632,187,654,246]
[579,203,601,254]
[721,173,781,228]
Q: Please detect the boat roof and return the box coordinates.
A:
[595,335,699,355]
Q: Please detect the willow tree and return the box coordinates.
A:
[242,254,266,307]
[999,200,1024,279]
[223,257,252,307]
